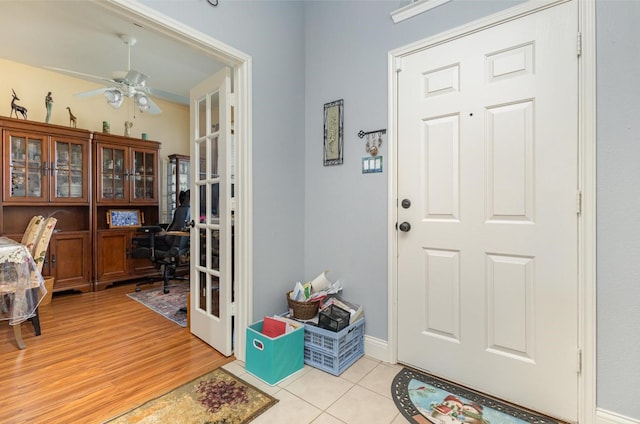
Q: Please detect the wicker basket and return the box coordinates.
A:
[286,291,320,320]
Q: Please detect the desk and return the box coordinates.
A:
[0,236,46,349]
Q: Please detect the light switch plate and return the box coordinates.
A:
[362,156,383,173]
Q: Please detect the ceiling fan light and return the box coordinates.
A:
[135,93,150,112]
[104,89,123,109]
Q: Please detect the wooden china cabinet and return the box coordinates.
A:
[0,117,92,292]
[92,132,161,290]
[167,153,190,222]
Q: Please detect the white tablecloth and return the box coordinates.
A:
[0,237,46,325]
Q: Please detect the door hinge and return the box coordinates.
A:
[577,32,582,57]
[576,191,582,215]
[577,349,582,374]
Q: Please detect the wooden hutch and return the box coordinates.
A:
[92,132,161,290]
[0,116,163,292]
[0,117,92,292]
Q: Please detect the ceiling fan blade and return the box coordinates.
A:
[144,96,162,115]
[45,66,117,86]
[74,87,111,98]
[142,86,189,105]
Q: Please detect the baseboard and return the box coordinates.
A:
[364,334,390,362]
[597,409,640,424]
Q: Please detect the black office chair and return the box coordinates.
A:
[132,190,191,294]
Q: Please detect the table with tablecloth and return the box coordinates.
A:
[0,236,46,349]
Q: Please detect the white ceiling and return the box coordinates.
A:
[0,1,225,105]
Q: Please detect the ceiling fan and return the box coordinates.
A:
[47,34,186,115]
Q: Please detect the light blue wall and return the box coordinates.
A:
[303,0,523,340]
[141,0,307,321]
[143,0,640,419]
[596,0,640,418]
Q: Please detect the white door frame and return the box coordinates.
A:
[387,0,596,422]
[103,0,254,361]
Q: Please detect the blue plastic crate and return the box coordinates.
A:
[303,318,365,375]
[245,320,304,385]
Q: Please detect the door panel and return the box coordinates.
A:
[190,67,234,356]
[396,1,578,420]
[96,230,129,280]
[49,232,90,290]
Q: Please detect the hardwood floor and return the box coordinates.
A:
[0,281,233,424]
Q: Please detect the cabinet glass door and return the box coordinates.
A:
[132,150,156,202]
[167,155,190,220]
[53,140,87,201]
[99,145,127,202]
[6,133,46,201]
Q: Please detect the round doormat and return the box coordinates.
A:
[391,367,563,424]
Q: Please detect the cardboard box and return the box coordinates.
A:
[245,319,304,385]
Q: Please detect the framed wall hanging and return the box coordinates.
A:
[323,99,344,166]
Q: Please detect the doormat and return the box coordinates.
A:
[391,367,563,424]
[126,282,188,327]
[105,367,278,424]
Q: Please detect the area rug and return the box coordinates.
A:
[392,367,563,424]
[126,282,188,327]
[105,367,278,424]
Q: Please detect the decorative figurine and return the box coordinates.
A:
[45,92,53,123]
[124,120,133,137]
[10,89,28,119]
[66,107,77,128]
[102,121,110,133]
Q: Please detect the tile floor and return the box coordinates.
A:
[222,356,412,424]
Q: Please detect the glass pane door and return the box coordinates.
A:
[132,150,156,201]
[7,134,46,201]
[167,155,191,221]
[53,140,86,200]
[99,145,127,201]
[190,67,233,355]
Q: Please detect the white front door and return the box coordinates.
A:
[396,1,579,420]
[189,67,235,356]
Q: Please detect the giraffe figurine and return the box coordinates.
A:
[66,107,77,128]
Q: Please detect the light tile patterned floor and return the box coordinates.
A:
[222,356,412,424]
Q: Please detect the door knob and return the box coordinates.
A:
[398,222,411,232]
[401,199,411,209]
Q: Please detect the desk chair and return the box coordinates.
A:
[132,190,190,294]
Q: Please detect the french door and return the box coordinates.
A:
[189,67,235,356]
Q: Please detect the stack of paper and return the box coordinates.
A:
[321,297,364,324]
[261,315,302,338]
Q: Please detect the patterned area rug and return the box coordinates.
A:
[392,367,563,424]
[126,282,188,327]
[105,367,278,424]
